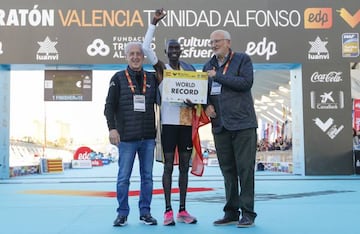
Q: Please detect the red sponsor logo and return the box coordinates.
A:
[91,159,103,167]
[304,8,332,29]
[73,146,92,160]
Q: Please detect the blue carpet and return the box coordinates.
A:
[1,161,360,234]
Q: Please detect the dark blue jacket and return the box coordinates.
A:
[104,66,158,141]
[203,50,258,134]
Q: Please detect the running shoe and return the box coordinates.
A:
[176,210,197,224]
[163,210,175,226]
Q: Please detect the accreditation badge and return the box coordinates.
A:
[210,81,222,95]
[133,95,146,112]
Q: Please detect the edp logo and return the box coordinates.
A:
[304,8,333,29]
[245,37,277,61]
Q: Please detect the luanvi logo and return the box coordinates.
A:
[308,36,329,60]
[304,8,332,29]
[313,117,344,139]
[36,36,59,61]
[337,8,360,28]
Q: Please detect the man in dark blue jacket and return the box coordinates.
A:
[203,29,258,228]
[104,42,159,227]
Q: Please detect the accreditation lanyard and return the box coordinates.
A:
[222,51,234,75]
[125,69,147,112]
[210,51,234,95]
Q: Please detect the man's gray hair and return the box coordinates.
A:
[211,30,231,40]
[125,42,144,56]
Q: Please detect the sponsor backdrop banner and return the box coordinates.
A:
[0,0,359,176]
[0,0,357,64]
[303,63,353,175]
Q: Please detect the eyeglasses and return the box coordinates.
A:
[209,39,227,45]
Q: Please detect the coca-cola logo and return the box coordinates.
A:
[311,71,343,82]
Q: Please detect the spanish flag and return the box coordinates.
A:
[190,104,210,176]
